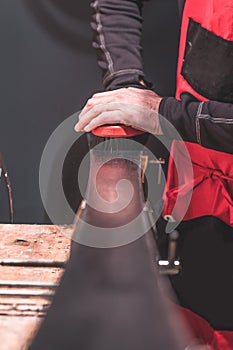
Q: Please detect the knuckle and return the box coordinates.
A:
[86,98,93,107]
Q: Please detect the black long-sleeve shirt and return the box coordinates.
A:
[90,0,233,154]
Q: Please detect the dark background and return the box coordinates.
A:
[0,0,180,224]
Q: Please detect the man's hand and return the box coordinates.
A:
[75,87,163,135]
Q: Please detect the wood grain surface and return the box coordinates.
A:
[0,224,72,350]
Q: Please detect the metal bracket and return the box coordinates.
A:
[158,230,181,275]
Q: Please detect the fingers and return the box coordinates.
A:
[79,87,153,121]
[75,103,125,132]
[75,105,104,131]
[82,110,127,132]
[79,89,128,119]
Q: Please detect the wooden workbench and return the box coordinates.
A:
[0,224,72,350]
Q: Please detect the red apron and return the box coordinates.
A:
[163,0,233,224]
[163,0,233,344]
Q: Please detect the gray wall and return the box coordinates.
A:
[0,0,180,223]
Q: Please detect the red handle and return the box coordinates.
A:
[92,125,145,138]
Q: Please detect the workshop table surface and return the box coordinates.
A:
[0,224,72,350]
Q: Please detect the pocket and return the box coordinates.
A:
[181,18,233,103]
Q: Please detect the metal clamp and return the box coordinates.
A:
[158,230,181,275]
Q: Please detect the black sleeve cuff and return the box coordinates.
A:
[104,72,153,91]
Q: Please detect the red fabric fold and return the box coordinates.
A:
[162,141,233,226]
[176,304,233,350]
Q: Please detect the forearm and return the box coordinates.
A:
[159,93,233,153]
[91,0,150,90]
